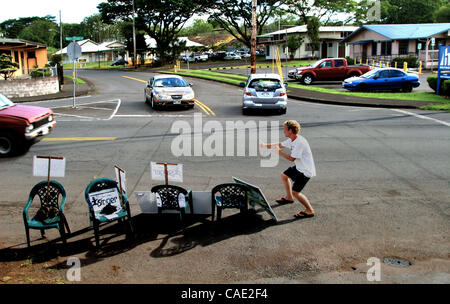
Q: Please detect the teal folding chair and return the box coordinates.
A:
[84,177,134,248]
[23,180,70,247]
[211,183,249,221]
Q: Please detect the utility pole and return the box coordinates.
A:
[59,10,62,52]
[132,0,137,68]
[250,0,257,74]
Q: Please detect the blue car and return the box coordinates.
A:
[342,68,420,92]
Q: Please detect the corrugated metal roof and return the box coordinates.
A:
[258,25,359,38]
[363,23,450,39]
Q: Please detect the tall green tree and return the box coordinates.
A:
[285,0,358,25]
[306,16,320,58]
[0,16,56,39]
[207,0,285,48]
[18,18,59,47]
[285,35,304,59]
[80,14,123,43]
[435,2,450,22]
[180,19,214,36]
[98,0,214,65]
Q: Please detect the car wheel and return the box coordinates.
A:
[402,83,413,93]
[0,131,19,157]
[242,108,250,115]
[301,74,314,85]
[279,108,287,115]
[145,92,149,104]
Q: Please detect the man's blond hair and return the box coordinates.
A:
[284,120,301,134]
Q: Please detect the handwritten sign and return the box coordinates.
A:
[88,188,123,220]
[114,166,127,194]
[151,162,183,183]
[33,156,66,177]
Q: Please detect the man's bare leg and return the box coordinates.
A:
[292,191,314,214]
[280,173,294,201]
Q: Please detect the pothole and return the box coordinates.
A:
[383,257,412,267]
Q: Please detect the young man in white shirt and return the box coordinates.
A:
[260,120,316,219]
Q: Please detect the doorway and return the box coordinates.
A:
[321,41,328,58]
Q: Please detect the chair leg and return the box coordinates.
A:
[62,214,71,234]
[211,202,215,222]
[40,229,45,238]
[217,207,222,222]
[59,223,67,246]
[93,221,100,248]
[25,226,30,248]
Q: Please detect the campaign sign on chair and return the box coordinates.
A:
[88,188,123,221]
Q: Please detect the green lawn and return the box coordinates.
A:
[62,61,128,70]
[64,75,86,84]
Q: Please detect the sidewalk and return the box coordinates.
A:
[10,77,95,103]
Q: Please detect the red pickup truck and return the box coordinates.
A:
[288,58,371,85]
[0,93,56,157]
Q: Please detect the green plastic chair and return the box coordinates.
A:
[151,184,192,222]
[211,183,249,221]
[84,177,134,248]
[23,180,70,247]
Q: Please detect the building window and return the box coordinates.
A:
[380,41,392,56]
[399,40,409,55]
[372,41,377,55]
[28,51,36,58]
[305,43,313,51]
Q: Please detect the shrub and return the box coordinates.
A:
[391,56,418,68]
[427,75,450,96]
[345,56,355,65]
[30,69,51,78]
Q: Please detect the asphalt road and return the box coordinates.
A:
[0,69,449,284]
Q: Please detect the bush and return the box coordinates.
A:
[427,76,450,96]
[345,56,355,65]
[30,69,51,78]
[391,56,418,68]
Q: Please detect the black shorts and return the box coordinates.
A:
[283,166,310,193]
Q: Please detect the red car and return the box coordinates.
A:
[288,58,372,85]
[0,93,56,157]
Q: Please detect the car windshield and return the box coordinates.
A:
[311,60,324,68]
[248,79,282,91]
[0,93,15,109]
[360,70,379,79]
[154,77,188,87]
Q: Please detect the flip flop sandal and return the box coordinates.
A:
[294,211,315,219]
[276,198,294,204]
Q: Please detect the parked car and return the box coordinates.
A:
[144,75,195,109]
[0,93,56,157]
[224,52,242,60]
[110,58,128,66]
[342,68,420,92]
[184,53,208,62]
[240,74,288,115]
[288,58,371,85]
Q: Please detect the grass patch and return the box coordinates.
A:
[64,75,86,84]
[164,70,243,86]
[62,61,126,70]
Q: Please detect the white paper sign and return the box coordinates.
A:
[178,193,186,208]
[150,162,183,183]
[33,156,66,177]
[88,188,123,219]
[114,167,127,194]
[155,193,162,207]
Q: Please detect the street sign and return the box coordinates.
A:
[65,36,84,41]
[431,38,435,47]
[417,43,422,50]
[67,42,82,61]
[436,45,450,95]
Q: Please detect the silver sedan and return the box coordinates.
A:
[144,75,195,109]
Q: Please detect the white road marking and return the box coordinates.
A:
[106,99,121,120]
[26,95,92,104]
[392,109,450,127]
[114,114,193,118]
[54,113,95,119]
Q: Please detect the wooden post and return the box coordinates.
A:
[156,162,178,185]
[114,165,126,209]
[37,156,64,204]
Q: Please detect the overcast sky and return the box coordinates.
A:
[0,0,105,24]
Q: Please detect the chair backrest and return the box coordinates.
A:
[84,177,129,213]
[30,180,66,211]
[151,184,188,209]
[211,183,248,208]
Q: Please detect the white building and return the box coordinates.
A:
[55,39,126,63]
[258,25,359,60]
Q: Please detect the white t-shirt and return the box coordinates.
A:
[281,135,316,178]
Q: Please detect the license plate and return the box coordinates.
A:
[173,99,181,104]
[254,103,262,107]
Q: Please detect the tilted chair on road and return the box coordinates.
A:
[84,177,134,248]
[211,183,249,222]
[23,180,70,248]
[150,184,192,223]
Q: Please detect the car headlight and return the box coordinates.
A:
[346,81,352,84]
[25,124,34,132]
[156,92,169,99]
[184,92,194,100]
[48,115,53,122]
[296,71,303,75]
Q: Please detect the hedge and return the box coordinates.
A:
[345,56,355,65]
[427,75,450,96]
[391,56,418,68]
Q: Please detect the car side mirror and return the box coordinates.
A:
[373,76,379,80]
[240,82,246,87]
[189,83,193,86]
